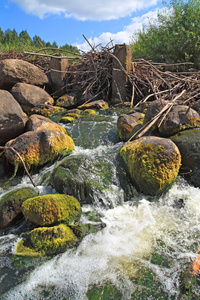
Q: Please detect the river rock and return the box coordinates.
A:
[21,194,81,226]
[79,100,108,110]
[120,136,181,195]
[26,114,67,134]
[0,187,38,229]
[51,153,116,205]
[170,128,200,188]
[4,129,74,170]
[0,90,27,145]
[11,83,54,115]
[117,112,144,141]
[144,99,170,126]
[158,105,200,136]
[0,59,49,90]
[192,99,200,114]
[56,93,78,108]
[16,224,78,256]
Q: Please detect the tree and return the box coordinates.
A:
[130,0,200,67]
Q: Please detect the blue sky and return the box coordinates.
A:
[1,0,165,51]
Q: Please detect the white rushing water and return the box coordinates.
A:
[1,177,200,299]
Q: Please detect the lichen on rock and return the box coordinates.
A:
[120,136,181,195]
[21,194,81,226]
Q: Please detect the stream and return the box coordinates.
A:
[0,109,200,299]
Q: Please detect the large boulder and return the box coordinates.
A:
[0,59,48,90]
[158,105,200,136]
[170,128,200,188]
[0,90,27,145]
[144,99,170,126]
[16,224,77,256]
[11,83,54,115]
[51,153,116,205]
[21,194,81,226]
[117,112,144,141]
[120,136,181,195]
[0,187,38,229]
[4,129,74,170]
[26,114,66,134]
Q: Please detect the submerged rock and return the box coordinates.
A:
[11,83,54,115]
[0,187,38,229]
[0,90,27,145]
[16,224,77,256]
[5,129,74,170]
[51,153,115,205]
[120,136,181,195]
[21,194,81,226]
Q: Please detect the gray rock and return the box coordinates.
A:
[0,90,27,145]
[0,59,49,90]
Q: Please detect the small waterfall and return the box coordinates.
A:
[0,111,200,299]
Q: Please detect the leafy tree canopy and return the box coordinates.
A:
[130,0,200,67]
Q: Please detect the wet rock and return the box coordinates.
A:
[0,59,48,90]
[26,114,66,134]
[158,105,200,136]
[170,128,200,188]
[120,136,181,195]
[117,112,144,141]
[0,90,27,145]
[21,194,81,226]
[16,224,77,256]
[79,99,108,110]
[51,153,115,205]
[11,83,54,115]
[56,93,78,108]
[0,187,38,229]
[5,129,74,170]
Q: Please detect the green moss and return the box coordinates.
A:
[120,140,181,195]
[15,239,42,257]
[0,187,38,205]
[27,224,77,255]
[21,194,81,226]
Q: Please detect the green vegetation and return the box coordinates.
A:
[130,0,200,67]
[0,28,79,54]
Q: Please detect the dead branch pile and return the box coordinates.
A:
[129,58,200,108]
[65,47,114,103]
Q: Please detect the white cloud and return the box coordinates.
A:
[75,9,159,51]
[11,0,158,20]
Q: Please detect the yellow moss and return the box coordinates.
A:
[9,132,74,170]
[80,109,96,115]
[120,140,181,195]
[21,194,81,226]
[15,239,42,257]
[29,224,77,255]
[60,116,76,123]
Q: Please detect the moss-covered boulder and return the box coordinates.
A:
[170,128,200,188]
[117,112,144,141]
[26,114,67,134]
[21,194,81,226]
[16,224,77,256]
[5,129,74,170]
[120,136,181,195]
[50,154,114,205]
[0,187,38,229]
[80,109,96,116]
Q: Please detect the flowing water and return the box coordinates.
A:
[0,110,200,299]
